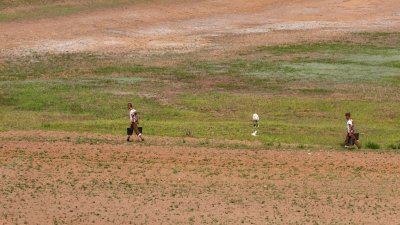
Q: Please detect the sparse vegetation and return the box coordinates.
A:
[387,143,400,149]
[0,0,155,22]
[5,135,397,224]
[1,34,399,149]
[365,141,381,149]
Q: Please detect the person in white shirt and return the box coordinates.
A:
[127,102,144,142]
[252,113,260,136]
[344,112,360,148]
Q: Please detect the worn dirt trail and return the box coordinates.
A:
[0,0,399,57]
[1,131,400,224]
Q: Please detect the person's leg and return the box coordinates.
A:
[345,133,350,146]
[351,133,361,148]
[138,133,144,141]
[253,120,259,128]
[127,123,134,142]
[349,133,361,149]
[133,123,144,141]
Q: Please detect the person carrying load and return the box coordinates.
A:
[127,102,144,142]
[344,112,361,149]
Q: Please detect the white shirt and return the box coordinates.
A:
[253,113,259,121]
[129,109,137,123]
[347,119,353,133]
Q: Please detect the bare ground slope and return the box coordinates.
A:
[0,0,399,57]
[1,131,400,224]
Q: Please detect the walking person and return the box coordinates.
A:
[344,112,361,148]
[127,102,144,142]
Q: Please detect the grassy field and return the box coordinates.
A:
[1,32,399,150]
[0,0,155,22]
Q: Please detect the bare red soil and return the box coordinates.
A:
[0,0,399,57]
[1,1,400,224]
[1,131,400,224]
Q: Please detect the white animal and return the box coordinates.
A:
[252,113,259,128]
[252,113,260,136]
[252,113,259,121]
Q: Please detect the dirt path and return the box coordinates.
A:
[1,0,399,57]
[1,131,399,224]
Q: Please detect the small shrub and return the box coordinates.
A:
[185,130,193,137]
[198,140,209,146]
[366,141,380,149]
[387,143,400,149]
[263,142,274,148]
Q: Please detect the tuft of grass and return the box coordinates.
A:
[365,141,380,150]
[387,143,400,150]
[297,144,305,149]
[299,88,332,95]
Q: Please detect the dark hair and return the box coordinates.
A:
[345,112,351,117]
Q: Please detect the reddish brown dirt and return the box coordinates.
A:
[0,0,399,57]
[1,1,400,224]
[1,131,400,224]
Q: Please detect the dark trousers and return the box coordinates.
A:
[130,122,141,136]
[346,132,359,145]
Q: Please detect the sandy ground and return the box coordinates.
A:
[0,131,400,224]
[0,0,399,57]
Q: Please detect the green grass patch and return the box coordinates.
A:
[0,0,153,22]
[365,141,381,150]
[258,42,394,55]
[387,143,400,150]
[93,65,195,81]
[1,33,399,149]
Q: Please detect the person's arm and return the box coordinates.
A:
[348,123,354,134]
[134,112,139,124]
